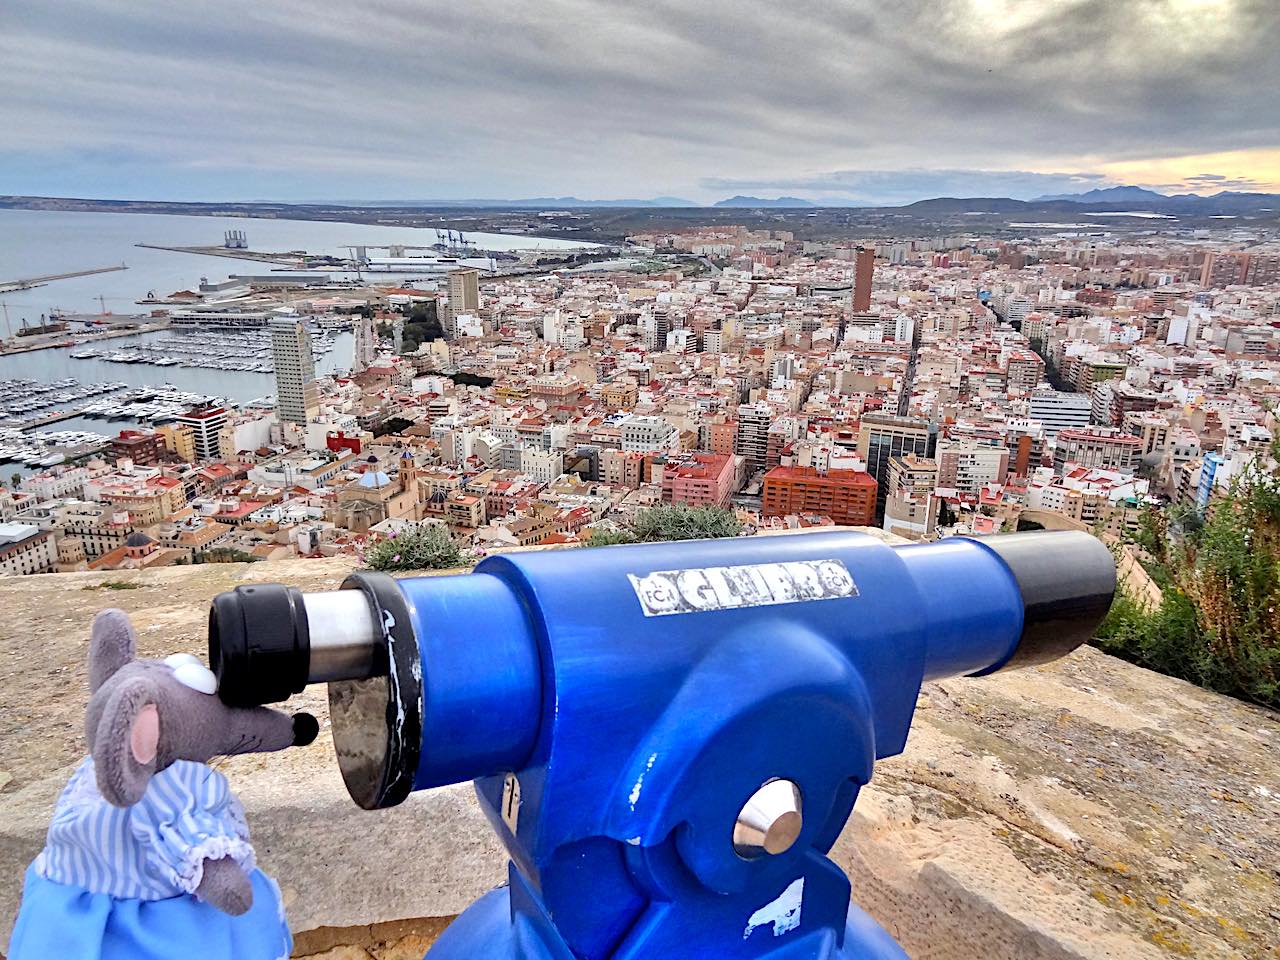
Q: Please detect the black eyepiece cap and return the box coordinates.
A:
[209,583,311,706]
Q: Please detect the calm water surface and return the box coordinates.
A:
[0,208,588,477]
[0,208,592,322]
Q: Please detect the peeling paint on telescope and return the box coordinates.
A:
[627,559,858,616]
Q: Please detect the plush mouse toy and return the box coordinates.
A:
[8,608,319,960]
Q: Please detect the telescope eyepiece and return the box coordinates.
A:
[209,575,393,708]
[209,583,312,706]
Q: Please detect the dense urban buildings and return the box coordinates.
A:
[3,220,1280,573]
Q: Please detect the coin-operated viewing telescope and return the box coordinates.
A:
[208,530,1114,960]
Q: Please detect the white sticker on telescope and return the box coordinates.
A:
[628,559,858,617]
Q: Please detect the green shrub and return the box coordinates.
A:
[630,503,743,543]
[587,528,638,546]
[585,504,742,548]
[366,524,471,572]
[1100,456,1280,709]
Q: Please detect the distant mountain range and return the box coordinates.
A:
[370,187,1280,213]
[1034,185,1170,203]
[496,195,702,208]
[883,188,1280,219]
[713,195,816,208]
[365,195,702,208]
[4,187,1279,219]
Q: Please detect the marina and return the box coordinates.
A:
[0,426,112,469]
[69,329,340,373]
[0,376,227,433]
[77,385,229,424]
[0,378,129,421]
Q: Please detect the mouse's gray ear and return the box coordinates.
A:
[89,609,136,693]
[92,675,160,807]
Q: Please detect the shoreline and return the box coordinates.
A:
[0,201,611,247]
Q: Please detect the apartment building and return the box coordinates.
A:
[762,465,877,526]
[0,523,56,576]
[1052,428,1142,473]
[660,452,736,507]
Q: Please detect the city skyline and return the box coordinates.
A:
[3,0,1278,204]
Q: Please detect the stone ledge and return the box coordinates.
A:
[292,917,454,959]
[2,550,1278,958]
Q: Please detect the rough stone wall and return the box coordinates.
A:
[1,555,1277,958]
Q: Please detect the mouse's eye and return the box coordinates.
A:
[164,655,218,695]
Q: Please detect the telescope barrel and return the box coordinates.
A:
[970,530,1117,671]
[899,530,1116,679]
[207,530,1115,808]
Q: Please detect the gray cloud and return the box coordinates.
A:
[1,0,1277,202]
[1151,172,1268,193]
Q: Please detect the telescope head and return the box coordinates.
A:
[205,530,1115,960]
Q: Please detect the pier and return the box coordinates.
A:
[135,243,307,266]
[2,406,91,430]
[0,264,128,293]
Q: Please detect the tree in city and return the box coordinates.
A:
[374,416,416,437]
[399,301,445,353]
[366,524,471,572]
[936,498,956,528]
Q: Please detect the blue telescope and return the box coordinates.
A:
[209,530,1115,960]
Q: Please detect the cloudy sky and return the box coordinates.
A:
[2,0,1278,205]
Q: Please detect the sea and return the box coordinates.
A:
[0,208,592,476]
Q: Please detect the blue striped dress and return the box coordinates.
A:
[8,758,291,960]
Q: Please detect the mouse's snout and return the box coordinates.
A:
[291,713,319,747]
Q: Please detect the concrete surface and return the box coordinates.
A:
[1,554,1277,958]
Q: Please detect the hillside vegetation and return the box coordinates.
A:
[1099,441,1280,710]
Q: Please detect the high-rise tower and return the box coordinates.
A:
[448,268,481,315]
[271,316,320,425]
[857,413,936,520]
[352,313,377,373]
[852,246,875,312]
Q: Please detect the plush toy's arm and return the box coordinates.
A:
[195,855,254,916]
